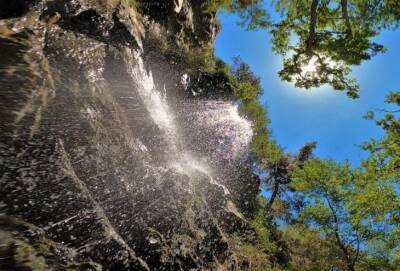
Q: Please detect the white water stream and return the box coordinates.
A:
[125,49,253,195]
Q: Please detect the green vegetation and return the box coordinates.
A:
[206,1,400,270]
[217,0,400,98]
[232,61,399,270]
[283,100,400,270]
[206,0,270,30]
[235,89,399,270]
[292,157,399,270]
[212,55,396,270]
[131,1,399,269]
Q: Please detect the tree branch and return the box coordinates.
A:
[325,196,356,271]
[267,176,280,210]
[371,107,400,113]
[352,234,360,267]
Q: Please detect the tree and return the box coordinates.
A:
[363,91,400,176]
[291,158,399,271]
[208,0,271,29]
[282,225,349,271]
[360,91,400,265]
[269,0,398,98]
[216,1,400,98]
[225,0,399,98]
[212,5,400,269]
[263,142,317,211]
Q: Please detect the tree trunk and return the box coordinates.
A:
[334,230,356,271]
[341,0,352,36]
[306,0,319,55]
[346,262,356,271]
[267,180,279,210]
[326,197,356,271]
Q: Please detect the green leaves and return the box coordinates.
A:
[269,0,385,98]
[224,0,397,98]
[363,91,400,180]
[209,3,400,269]
[291,152,399,270]
[213,1,398,99]
[386,91,400,105]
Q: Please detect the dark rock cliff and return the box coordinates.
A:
[0,1,262,270]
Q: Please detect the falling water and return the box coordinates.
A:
[125,49,253,195]
[0,2,258,269]
[181,100,254,161]
[125,49,180,153]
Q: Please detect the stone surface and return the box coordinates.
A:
[0,1,262,270]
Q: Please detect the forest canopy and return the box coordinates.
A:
[221,0,400,98]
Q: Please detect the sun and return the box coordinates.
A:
[300,56,337,78]
[300,56,319,77]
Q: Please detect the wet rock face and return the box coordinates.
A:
[0,0,40,19]
[0,0,260,270]
[0,216,102,271]
[188,72,236,100]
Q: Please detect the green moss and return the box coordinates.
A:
[182,45,216,74]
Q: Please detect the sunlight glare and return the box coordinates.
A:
[300,56,319,77]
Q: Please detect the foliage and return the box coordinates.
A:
[145,19,217,74]
[213,22,399,271]
[267,0,398,98]
[205,0,271,31]
[250,196,277,253]
[263,142,317,211]
[252,91,399,271]
[210,3,400,271]
[239,196,291,270]
[282,225,347,271]
[234,243,270,270]
[291,156,399,271]
[227,0,399,98]
[214,2,400,269]
[363,91,400,176]
[139,2,400,270]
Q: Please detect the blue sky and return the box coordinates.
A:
[215,12,400,166]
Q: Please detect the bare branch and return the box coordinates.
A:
[371,107,400,113]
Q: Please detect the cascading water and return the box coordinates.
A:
[180,100,254,161]
[0,1,260,268]
[125,48,253,195]
[125,49,180,154]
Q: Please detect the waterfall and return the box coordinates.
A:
[180,100,254,162]
[0,2,261,269]
[125,49,253,195]
[125,49,180,154]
